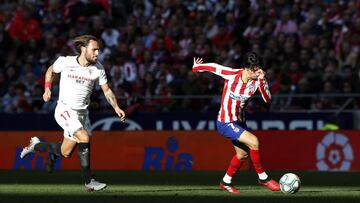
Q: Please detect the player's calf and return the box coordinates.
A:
[46,153,59,173]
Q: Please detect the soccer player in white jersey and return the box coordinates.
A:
[192,52,280,194]
[20,35,126,191]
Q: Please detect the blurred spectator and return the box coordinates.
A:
[101,23,120,49]
[7,4,42,42]
[0,1,359,113]
[270,76,293,111]
[273,10,298,36]
[0,72,8,97]
[337,81,358,109]
[2,83,18,113]
[30,84,44,112]
[312,81,338,111]
[266,67,281,94]
[291,77,312,110]
[5,66,19,83]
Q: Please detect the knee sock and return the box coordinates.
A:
[250,149,268,180]
[77,142,92,184]
[223,155,246,183]
[34,142,61,157]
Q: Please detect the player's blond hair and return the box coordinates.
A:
[73,35,99,54]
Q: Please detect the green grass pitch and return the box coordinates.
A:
[1,170,360,203]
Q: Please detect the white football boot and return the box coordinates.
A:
[85,179,107,191]
[20,137,40,159]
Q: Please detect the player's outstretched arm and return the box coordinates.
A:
[43,65,55,102]
[192,57,239,79]
[101,83,126,122]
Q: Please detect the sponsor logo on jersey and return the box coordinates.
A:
[247,84,255,92]
[67,74,92,82]
[229,92,249,102]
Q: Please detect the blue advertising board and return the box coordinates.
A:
[0,112,354,131]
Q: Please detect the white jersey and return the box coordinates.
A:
[53,56,108,110]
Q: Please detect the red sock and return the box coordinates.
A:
[250,149,265,174]
[226,155,245,177]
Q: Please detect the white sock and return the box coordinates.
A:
[222,174,232,184]
[258,172,268,180]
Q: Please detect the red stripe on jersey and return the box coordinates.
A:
[193,66,216,72]
[220,81,228,122]
[231,74,242,120]
[259,79,270,103]
[231,74,241,92]
[221,69,239,75]
[227,92,233,121]
[233,82,247,121]
[239,82,247,94]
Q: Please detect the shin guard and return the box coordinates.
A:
[77,143,92,184]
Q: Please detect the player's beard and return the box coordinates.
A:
[85,52,97,65]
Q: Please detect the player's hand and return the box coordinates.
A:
[43,89,51,102]
[257,69,266,80]
[193,57,203,65]
[115,107,126,122]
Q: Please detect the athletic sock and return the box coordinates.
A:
[34,142,61,157]
[223,155,246,184]
[258,172,269,181]
[77,142,92,184]
[249,149,268,180]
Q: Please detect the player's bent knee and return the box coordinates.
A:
[61,152,71,158]
[74,131,89,143]
[245,134,259,149]
[236,153,248,160]
[61,149,74,158]
[77,137,89,143]
[252,138,259,149]
[78,135,89,143]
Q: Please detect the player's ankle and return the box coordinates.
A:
[259,177,270,183]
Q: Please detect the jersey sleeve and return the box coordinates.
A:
[192,63,239,80]
[258,78,271,103]
[52,56,66,73]
[98,65,108,86]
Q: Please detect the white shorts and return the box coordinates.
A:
[54,101,92,142]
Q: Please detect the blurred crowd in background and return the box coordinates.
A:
[0,0,359,114]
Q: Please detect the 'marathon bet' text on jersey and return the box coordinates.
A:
[53,56,107,110]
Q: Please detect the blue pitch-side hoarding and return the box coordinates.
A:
[0,112,353,130]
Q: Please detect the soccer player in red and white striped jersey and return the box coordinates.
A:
[192,52,280,194]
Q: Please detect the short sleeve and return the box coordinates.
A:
[53,56,66,73]
[98,68,108,86]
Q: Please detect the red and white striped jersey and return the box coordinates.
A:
[193,63,271,123]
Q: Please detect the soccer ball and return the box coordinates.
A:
[279,173,301,194]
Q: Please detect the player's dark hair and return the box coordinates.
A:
[242,51,262,70]
[73,35,99,54]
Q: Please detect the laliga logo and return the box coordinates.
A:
[316,132,353,171]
